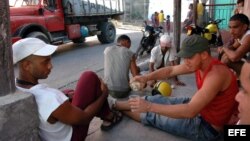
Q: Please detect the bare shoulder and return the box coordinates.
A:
[210,64,231,78]
[207,64,232,90]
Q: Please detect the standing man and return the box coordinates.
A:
[158,10,165,32]
[13,38,122,141]
[104,35,139,98]
[148,34,185,87]
[219,13,250,76]
[112,35,239,141]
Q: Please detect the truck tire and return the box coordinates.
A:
[26,32,49,43]
[97,22,116,44]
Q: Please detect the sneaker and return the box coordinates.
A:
[108,95,117,109]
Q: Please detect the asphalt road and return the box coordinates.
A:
[14,28,149,89]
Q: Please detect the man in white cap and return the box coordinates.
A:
[13,38,122,141]
[148,34,185,87]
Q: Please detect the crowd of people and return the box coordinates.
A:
[11,2,250,141]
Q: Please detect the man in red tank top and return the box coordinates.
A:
[112,35,239,141]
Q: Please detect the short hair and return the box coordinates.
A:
[117,34,131,43]
[230,14,249,26]
[237,0,244,4]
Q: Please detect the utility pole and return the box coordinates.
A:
[0,0,16,96]
[173,0,182,64]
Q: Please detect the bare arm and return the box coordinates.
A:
[48,79,109,125]
[131,65,230,118]
[223,35,250,62]
[149,62,155,73]
[130,55,140,77]
[131,63,192,85]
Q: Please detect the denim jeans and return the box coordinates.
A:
[140,95,222,141]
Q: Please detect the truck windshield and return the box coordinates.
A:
[9,0,39,7]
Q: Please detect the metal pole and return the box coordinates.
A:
[173,0,182,64]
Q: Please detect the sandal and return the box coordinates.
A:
[101,111,123,131]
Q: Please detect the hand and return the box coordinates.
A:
[128,98,151,113]
[148,80,156,88]
[217,47,224,54]
[99,78,108,97]
[62,89,75,101]
[130,75,148,84]
[130,75,147,90]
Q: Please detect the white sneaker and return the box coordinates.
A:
[108,95,117,109]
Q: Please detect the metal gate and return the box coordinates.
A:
[205,0,236,29]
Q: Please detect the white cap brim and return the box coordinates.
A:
[33,44,58,56]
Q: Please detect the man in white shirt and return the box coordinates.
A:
[13,38,122,141]
[148,34,185,87]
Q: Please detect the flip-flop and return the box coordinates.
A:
[101,111,123,131]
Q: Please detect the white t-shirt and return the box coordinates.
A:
[17,84,72,141]
[149,45,177,69]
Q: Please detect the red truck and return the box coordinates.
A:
[9,0,124,44]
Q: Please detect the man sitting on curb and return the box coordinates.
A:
[109,35,239,141]
[219,13,250,77]
[13,38,122,141]
[104,35,139,98]
[148,34,185,87]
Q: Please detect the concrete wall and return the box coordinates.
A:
[0,91,40,141]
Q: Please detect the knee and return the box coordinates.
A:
[81,71,98,80]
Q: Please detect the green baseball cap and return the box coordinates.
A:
[177,34,209,58]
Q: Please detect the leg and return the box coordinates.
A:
[113,98,141,121]
[140,95,221,140]
[71,71,110,141]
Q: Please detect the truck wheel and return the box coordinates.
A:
[27,32,49,43]
[97,22,116,44]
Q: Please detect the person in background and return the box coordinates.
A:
[234,0,244,14]
[155,12,159,28]
[151,13,156,28]
[235,60,250,125]
[13,38,122,141]
[183,3,194,32]
[104,34,139,98]
[158,10,165,32]
[196,0,204,27]
[166,15,171,35]
[148,34,185,87]
[219,13,250,77]
[110,35,239,141]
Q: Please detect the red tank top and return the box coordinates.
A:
[196,59,239,126]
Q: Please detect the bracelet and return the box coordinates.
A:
[147,102,152,112]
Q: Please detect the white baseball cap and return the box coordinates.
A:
[160,34,172,47]
[12,38,58,64]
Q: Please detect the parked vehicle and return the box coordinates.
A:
[9,0,124,44]
[135,23,163,58]
[185,19,224,47]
